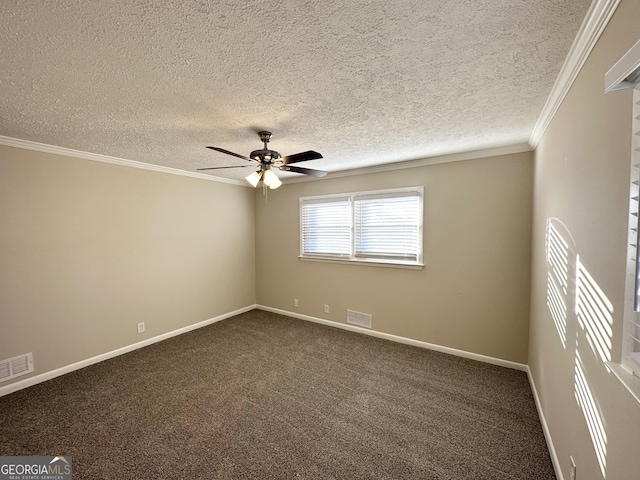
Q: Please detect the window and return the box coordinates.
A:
[300,187,423,267]
[622,86,640,378]
[605,39,640,403]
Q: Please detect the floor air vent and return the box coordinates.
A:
[0,353,34,383]
[347,310,372,329]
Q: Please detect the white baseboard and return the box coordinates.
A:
[527,367,563,480]
[0,305,256,397]
[256,305,527,372]
[1,303,529,391]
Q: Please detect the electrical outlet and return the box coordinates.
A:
[570,456,576,480]
[324,304,330,314]
[137,322,145,334]
[294,299,299,307]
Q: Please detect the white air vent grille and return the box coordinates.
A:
[347,310,372,329]
[0,353,34,383]
[0,362,10,381]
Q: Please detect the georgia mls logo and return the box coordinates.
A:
[0,456,72,479]
[49,456,70,470]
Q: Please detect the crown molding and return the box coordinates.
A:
[529,0,621,148]
[0,135,248,187]
[2,134,530,188]
[283,142,532,184]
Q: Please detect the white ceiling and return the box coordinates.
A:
[0,0,592,182]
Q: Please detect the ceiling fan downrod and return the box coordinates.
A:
[251,131,281,162]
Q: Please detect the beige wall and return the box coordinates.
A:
[0,146,255,386]
[255,152,533,364]
[529,0,640,479]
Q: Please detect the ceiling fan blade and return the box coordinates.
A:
[206,146,254,162]
[280,150,323,165]
[197,165,252,171]
[280,165,328,177]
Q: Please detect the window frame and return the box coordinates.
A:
[605,39,640,405]
[299,186,424,269]
[620,86,640,380]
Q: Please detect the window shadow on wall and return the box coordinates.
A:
[545,217,613,478]
[575,349,608,477]
[546,218,576,349]
[576,255,614,363]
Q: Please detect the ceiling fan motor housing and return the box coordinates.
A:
[250,148,281,163]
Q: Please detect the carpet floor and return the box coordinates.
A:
[0,310,555,479]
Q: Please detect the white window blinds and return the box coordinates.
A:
[300,197,351,257]
[353,191,420,262]
[300,187,423,266]
[625,87,640,376]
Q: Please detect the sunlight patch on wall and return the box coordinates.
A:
[575,255,614,362]
[547,272,568,347]
[546,219,571,348]
[574,350,607,477]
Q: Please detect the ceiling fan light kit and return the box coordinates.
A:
[245,170,262,187]
[263,169,282,189]
[197,131,327,189]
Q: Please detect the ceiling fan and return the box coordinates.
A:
[197,131,327,189]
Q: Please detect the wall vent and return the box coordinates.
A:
[0,353,34,383]
[347,310,372,329]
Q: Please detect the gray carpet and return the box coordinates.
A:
[0,310,555,479]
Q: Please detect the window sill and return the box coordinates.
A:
[605,362,640,406]
[298,256,424,270]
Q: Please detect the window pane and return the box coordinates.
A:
[301,200,351,256]
[354,194,419,261]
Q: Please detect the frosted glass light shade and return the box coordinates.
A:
[245,171,262,187]
[263,169,282,189]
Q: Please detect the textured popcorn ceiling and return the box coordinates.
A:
[0,0,592,181]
